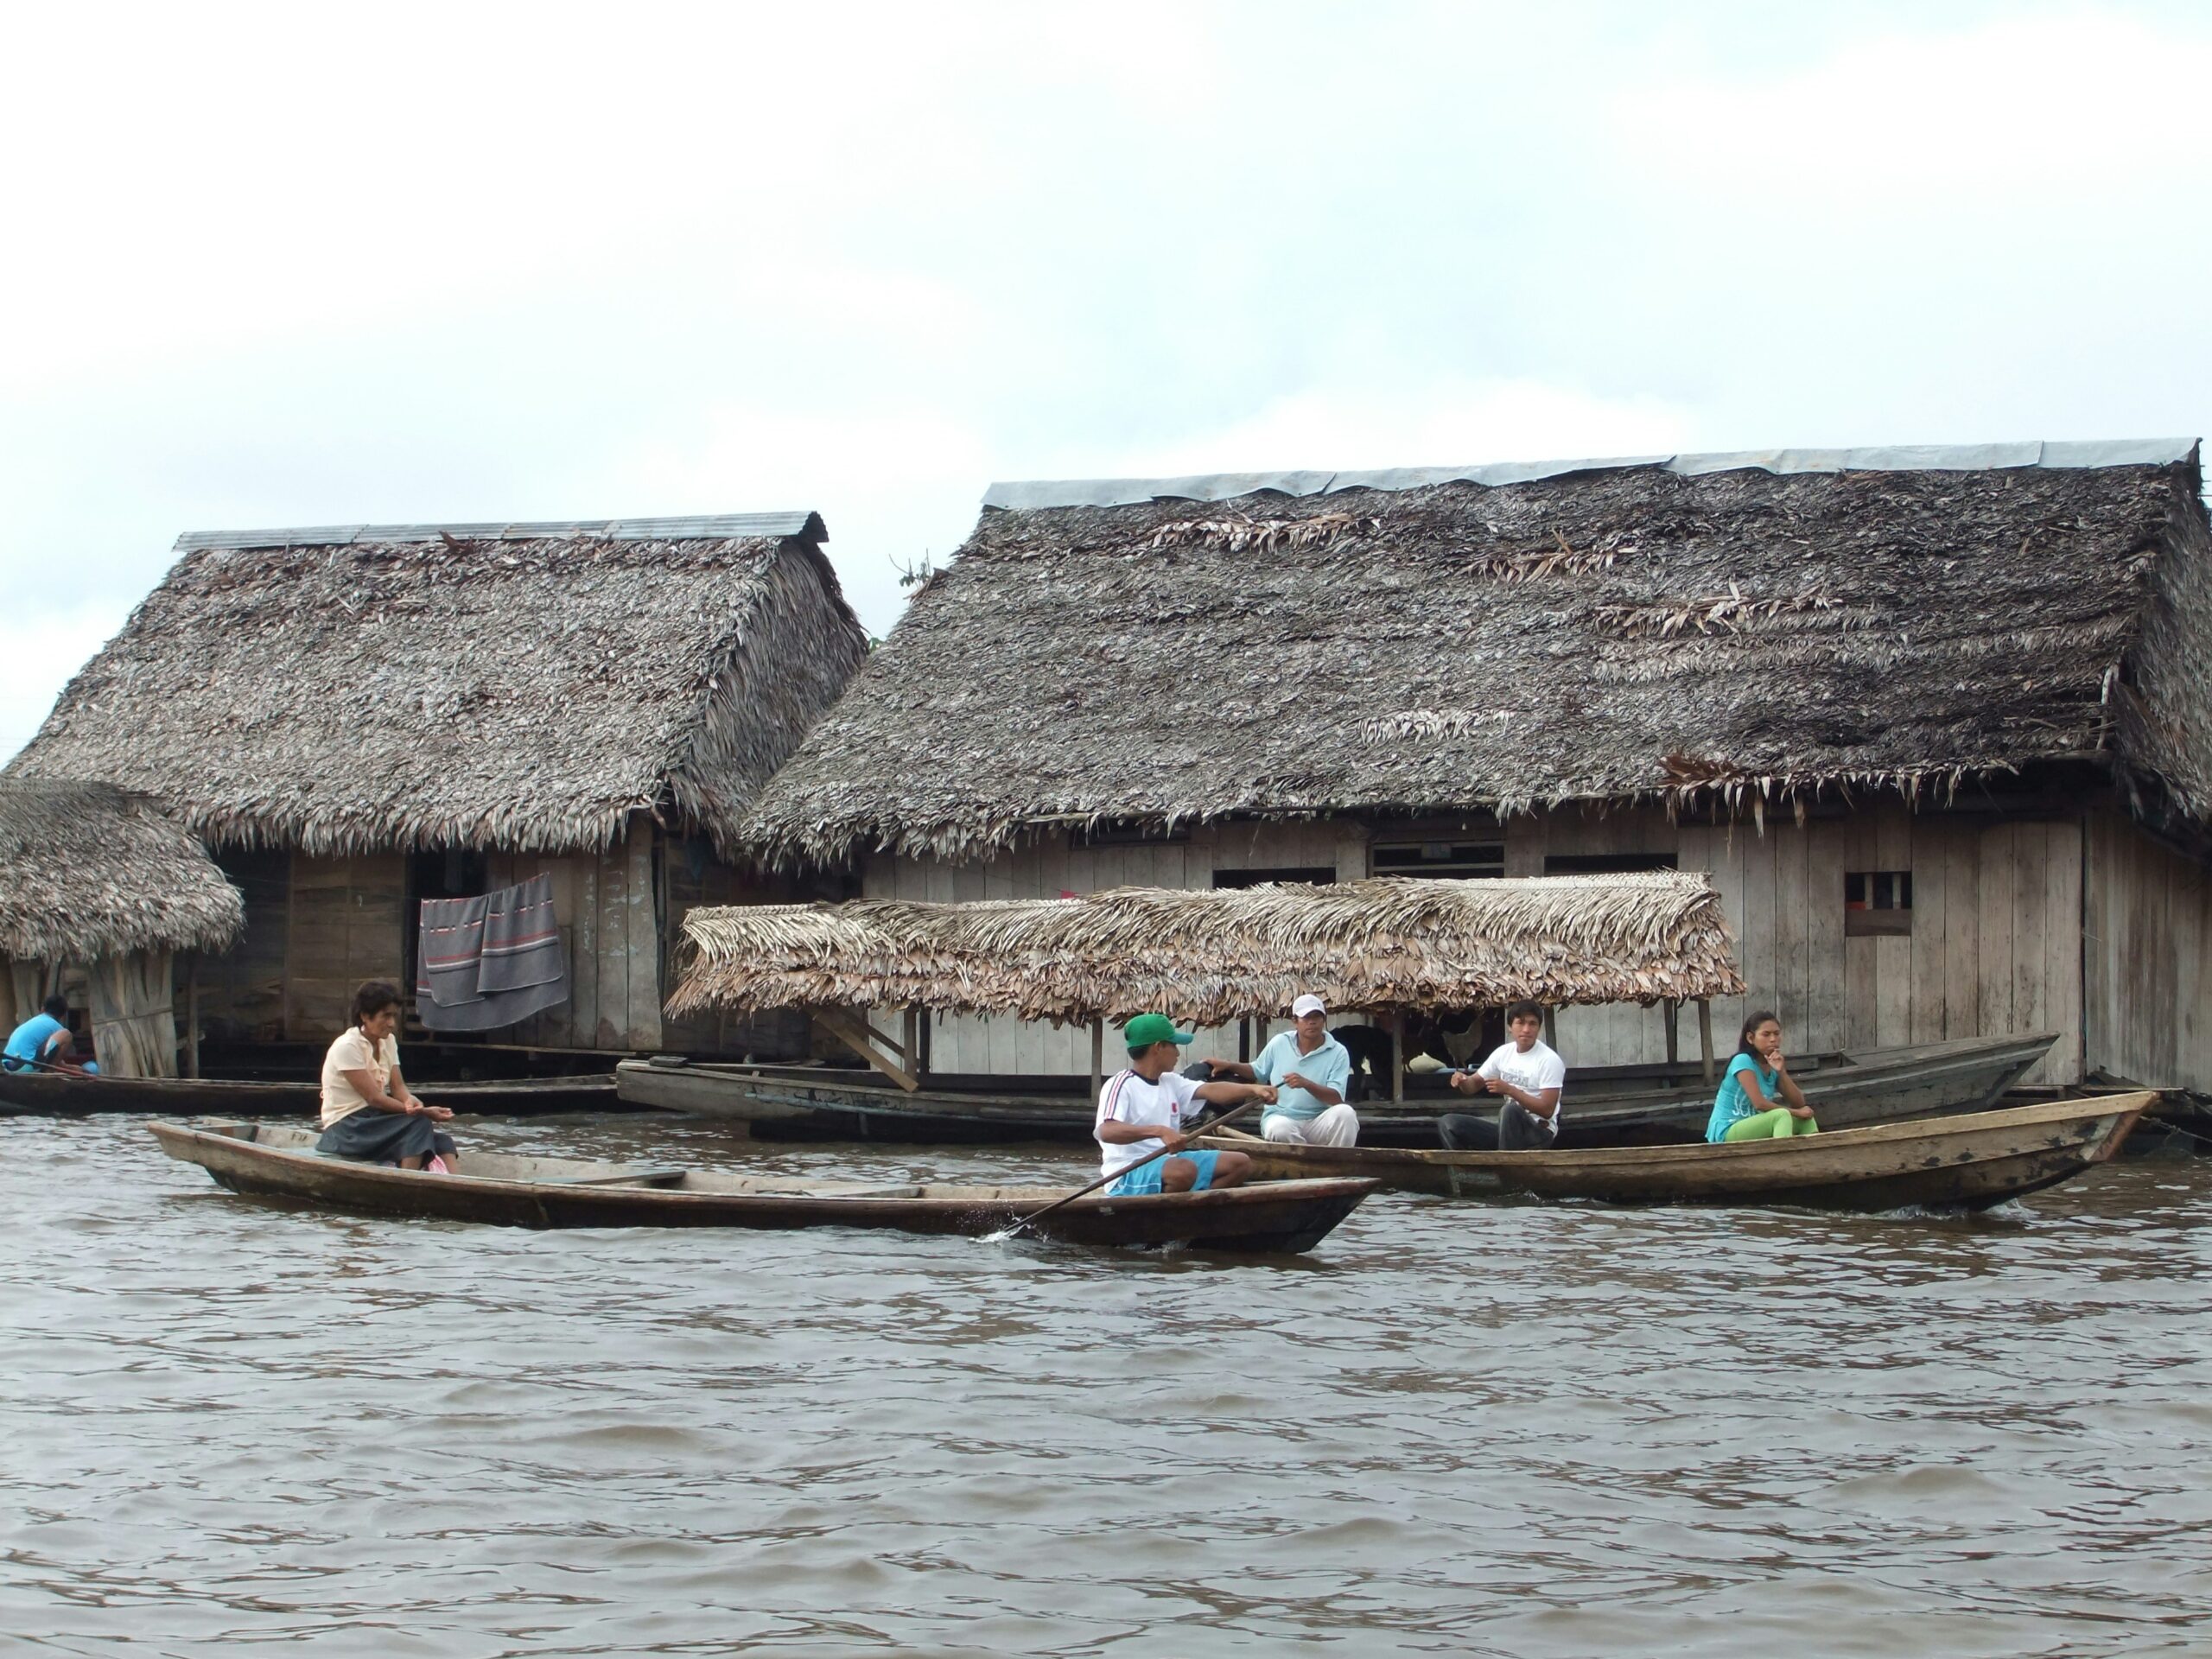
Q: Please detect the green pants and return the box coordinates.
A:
[1723,1108,1819,1141]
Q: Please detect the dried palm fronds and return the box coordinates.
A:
[0,781,243,961]
[746,449,2209,867]
[1148,512,1381,553]
[669,870,1745,1024]
[10,518,868,856]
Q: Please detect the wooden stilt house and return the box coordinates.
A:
[0,780,245,1077]
[9,513,869,1067]
[741,442,2212,1096]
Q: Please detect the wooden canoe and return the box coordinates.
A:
[1194,1093,2152,1211]
[613,1032,2058,1147]
[146,1119,1377,1253]
[0,1069,617,1119]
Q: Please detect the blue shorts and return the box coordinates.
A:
[1106,1149,1218,1197]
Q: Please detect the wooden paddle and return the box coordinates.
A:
[1000,1095,1267,1238]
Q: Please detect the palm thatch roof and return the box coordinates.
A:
[668,870,1745,1025]
[745,441,2212,865]
[0,781,245,962]
[10,514,869,855]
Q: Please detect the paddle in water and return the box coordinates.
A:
[988,1096,1266,1243]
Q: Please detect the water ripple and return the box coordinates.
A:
[1,1116,2208,1656]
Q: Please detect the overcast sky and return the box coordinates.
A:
[4,1,2209,760]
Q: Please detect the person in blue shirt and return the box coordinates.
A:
[1706,1010,1816,1142]
[3,994,97,1075]
[1204,994,1359,1147]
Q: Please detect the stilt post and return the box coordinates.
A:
[1663,997,1679,1069]
[1389,1008,1404,1102]
[185,954,200,1080]
[1697,998,1715,1085]
[1090,1017,1104,1104]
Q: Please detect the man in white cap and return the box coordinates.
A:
[1205,994,1359,1147]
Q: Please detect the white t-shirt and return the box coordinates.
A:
[1477,1039,1567,1136]
[321,1027,398,1129]
[1095,1066,1202,1178]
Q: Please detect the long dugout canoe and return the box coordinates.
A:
[613,1032,2057,1148]
[147,1119,1375,1254]
[1194,1093,2152,1211]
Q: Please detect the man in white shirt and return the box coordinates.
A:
[1205,993,1358,1147]
[1440,1001,1566,1151]
[1096,1013,1273,1197]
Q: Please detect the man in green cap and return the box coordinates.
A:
[1096,1013,1272,1196]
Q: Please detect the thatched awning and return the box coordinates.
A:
[10,513,868,855]
[0,782,245,962]
[744,441,2212,865]
[668,871,1745,1026]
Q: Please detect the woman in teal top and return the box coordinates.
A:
[1705,1011,1818,1142]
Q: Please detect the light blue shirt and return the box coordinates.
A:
[3,1014,66,1071]
[1252,1031,1352,1122]
[1706,1052,1779,1142]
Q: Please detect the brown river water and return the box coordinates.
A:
[3,1112,2209,1658]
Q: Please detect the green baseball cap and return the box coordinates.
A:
[1122,1013,1195,1049]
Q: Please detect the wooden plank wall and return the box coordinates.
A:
[194,849,290,1042]
[485,817,664,1052]
[2083,809,2212,1092]
[866,819,1365,1077]
[283,854,407,1039]
[662,835,811,1060]
[1611,802,2081,1083]
[862,801,2088,1084]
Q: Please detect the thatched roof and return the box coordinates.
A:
[10,514,869,855]
[745,441,2212,865]
[668,871,1745,1024]
[0,781,245,962]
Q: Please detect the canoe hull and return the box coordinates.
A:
[1197,1094,2151,1211]
[147,1121,1373,1253]
[615,1033,2057,1148]
[1,1071,617,1118]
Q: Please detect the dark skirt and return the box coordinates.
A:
[317,1109,456,1164]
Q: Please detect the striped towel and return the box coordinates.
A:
[416,872,569,1032]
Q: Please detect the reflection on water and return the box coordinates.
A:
[3,1114,2209,1656]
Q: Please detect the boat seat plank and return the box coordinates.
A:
[546,1166,690,1187]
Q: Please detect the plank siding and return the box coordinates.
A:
[846,800,2097,1084]
[2084,810,2210,1092]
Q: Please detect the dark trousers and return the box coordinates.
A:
[1440,1100,1554,1152]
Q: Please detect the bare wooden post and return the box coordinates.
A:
[902,1005,918,1076]
[1542,1004,1558,1049]
[1697,998,1715,1085]
[1664,997,1679,1070]
[1389,1009,1405,1102]
[185,954,201,1080]
[1089,1017,1103,1104]
[1237,1016,1250,1065]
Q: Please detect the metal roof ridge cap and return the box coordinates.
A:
[980,439,2203,512]
[171,510,823,551]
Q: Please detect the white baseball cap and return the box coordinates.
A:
[1291,993,1327,1018]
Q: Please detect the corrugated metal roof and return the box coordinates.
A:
[173,511,825,552]
[982,439,2201,512]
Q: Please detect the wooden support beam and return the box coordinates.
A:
[1664,997,1679,1069]
[186,955,201,1081]
[811,1007,920,1092]
[1389,1009,1405,1102]
[1089,1018,1104,1106]
[1697,997,1716,1085]
[902,1006,919,1074]
[1542,1005,1558,1049]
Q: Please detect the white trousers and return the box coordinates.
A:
[1262,1104,1360,1147]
